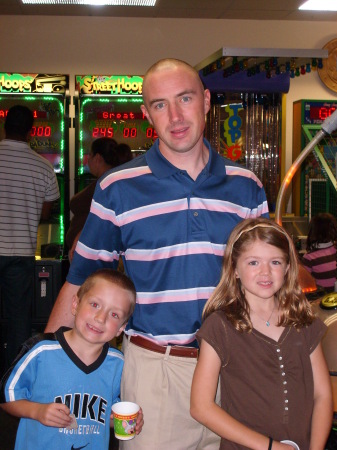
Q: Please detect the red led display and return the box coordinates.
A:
[0,109,47,119]
[31,126,51,137]
[146,128,158,139]
[97,111,145,120]
[92,127,114,138]
[310,106,336,121]
[92,127,157,139]
[123,127,137,138]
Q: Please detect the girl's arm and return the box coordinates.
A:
[190,339,292,450]
[1,400,72,428]
[309,343,333,449]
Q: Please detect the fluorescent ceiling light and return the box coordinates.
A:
[22,0,157,5]
[299,0,337,11]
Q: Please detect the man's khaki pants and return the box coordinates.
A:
[120,336,220,450]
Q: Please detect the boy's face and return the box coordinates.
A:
[72,278,133,346]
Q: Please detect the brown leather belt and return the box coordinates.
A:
[129,335,198,358]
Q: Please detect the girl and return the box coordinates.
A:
[190,218,332,450]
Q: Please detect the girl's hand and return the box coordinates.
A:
[135,407,144,435]
[34,402,72,428]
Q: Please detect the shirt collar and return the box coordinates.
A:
[316,242,334,249]
[145,138,227,179]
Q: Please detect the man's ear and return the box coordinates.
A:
[204,89,211,115]
[71,295,80,316]
[140,104,153,126]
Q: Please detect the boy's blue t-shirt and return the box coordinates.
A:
[1,328,124,450]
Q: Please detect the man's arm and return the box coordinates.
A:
[41,201,54,220]
[45,281,79,332]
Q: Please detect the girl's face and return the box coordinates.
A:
[234,239,289,305]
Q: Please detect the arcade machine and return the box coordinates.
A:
[292,99,337,220]
[0,73,70,360]
[74,74,157,193]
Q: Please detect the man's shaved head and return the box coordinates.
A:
[142,58,204,105]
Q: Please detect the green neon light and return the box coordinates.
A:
[59,215,64,245]
[116,98,143,103]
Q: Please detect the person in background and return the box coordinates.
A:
[0,268,143,450]
[45,58,268,450]
[66,138,132,262]
[191,218,332,450]
[0,105,60,373]
[302,212,337,292]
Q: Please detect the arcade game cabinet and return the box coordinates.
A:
[0,73,70,368]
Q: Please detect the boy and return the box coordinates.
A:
[0,268,143,450]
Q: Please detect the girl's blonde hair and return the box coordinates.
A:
[203,218,314,332]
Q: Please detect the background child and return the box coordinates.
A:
[190,218,332,450]
[0,268,143,450]
[302,212,337,292]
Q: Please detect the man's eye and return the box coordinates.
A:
[155,102,165,110]
[181,96,191,103]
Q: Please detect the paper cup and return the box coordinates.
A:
[112,401,140,440]
[281,440,300,449]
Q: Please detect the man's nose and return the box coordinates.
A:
[168,103,183,123]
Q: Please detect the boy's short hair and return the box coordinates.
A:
[77,269,136,320]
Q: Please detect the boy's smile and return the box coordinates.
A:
[70,278,134,349]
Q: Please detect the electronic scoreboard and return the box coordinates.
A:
[75,74,157,192]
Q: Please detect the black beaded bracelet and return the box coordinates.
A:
[268,437,273,450]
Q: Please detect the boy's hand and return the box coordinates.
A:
[135,407,144,435]
[34,402,72,428]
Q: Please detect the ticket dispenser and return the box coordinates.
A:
[34,259,66,323]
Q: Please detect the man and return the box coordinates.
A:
[46,59,268,449]
[0,105,60,372]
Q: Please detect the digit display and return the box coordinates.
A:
[309,106,336,121]
[304,101,337,125]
